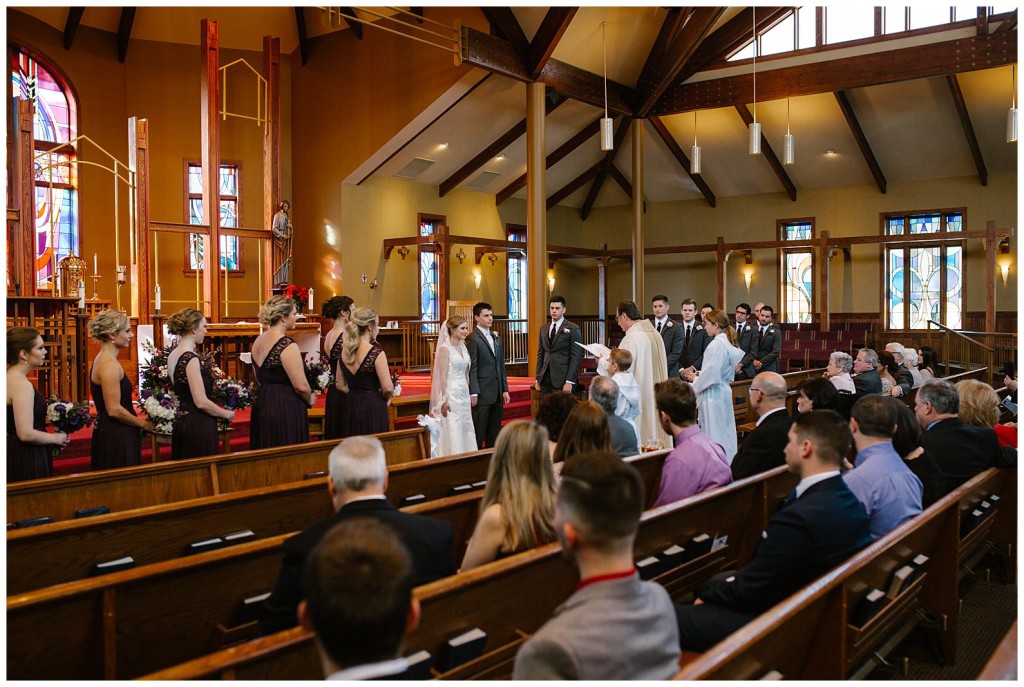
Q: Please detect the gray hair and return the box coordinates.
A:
[903,348,919,367]
[588,376,620,414]
[830,351,853,374]
[885,342,906,362]
[858,348,879,368]
[917,379,959,415]
[328,436,387,492]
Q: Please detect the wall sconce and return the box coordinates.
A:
[999,260,1011,285]
[368,278,379,289]
[473,269,482,289]
[487,253,498,266]
[396,245,410,260]
[743,268,753,290]
[361,273,377,289]
[455,248,466,264]
[547,271,555,292]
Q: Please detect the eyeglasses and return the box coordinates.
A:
[748,388,763,396]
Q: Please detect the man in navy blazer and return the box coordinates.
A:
[675,410,872,650]
[467,302,510,449]
[260,436,456,635]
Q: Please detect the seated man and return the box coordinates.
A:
[652,378,732,506]
[851,348,884,401]
[513,451,680,679]
[843,395,922,539]
[260,436,456,634]
[299,518,420,680]
[675,411,872,651]
[589,376,640,458]
[883,342,916,398]
[731,371,793,480]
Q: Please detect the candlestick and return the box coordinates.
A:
[308,287,314,313]
[91,275,100,300]
[155,284,162,313]
[78,281,86,309]
[93,253,98,274]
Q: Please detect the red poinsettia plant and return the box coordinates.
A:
[282,285,310,312]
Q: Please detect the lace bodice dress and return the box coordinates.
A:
[171,351,219,460]
[432,342,477,457]
[323,335,347,440]
[339,343,389,437]
[250,336,309,450]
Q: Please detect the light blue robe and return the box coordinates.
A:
[691,333,745,463]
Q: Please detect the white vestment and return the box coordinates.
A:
[602,319,670,447]
[691,332,745,463]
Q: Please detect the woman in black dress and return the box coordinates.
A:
[321,295,354,440]
[6,327,68,481]
[250,295,314,449]
[338,307,394,437]
[90,310,154,470]
[167,308,235,460]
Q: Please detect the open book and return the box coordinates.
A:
[575,341,611,358]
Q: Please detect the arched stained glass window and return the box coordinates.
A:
[11,50,79,290]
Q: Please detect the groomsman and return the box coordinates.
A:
[467,302,510,449]
[678,298,711,376]
[732,303,756,379]
[651,294,684,379]
[740,305,782,377]
[534,295,583,395]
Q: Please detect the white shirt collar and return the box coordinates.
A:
[345,494,388,504]
[327,657,409,681]
[755,405,788,426]
[477,326,490,335]
[551,318,563,329]
[655,316,669,326]
[794,470,840,499]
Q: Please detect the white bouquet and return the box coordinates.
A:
[139,388,182,435]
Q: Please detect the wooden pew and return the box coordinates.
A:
[7,426,430,524]
[977,621,1017,680]
[730,368,826,424]
[673,467,1015,680]
[140,466,797,680]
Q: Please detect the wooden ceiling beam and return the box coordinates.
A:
[480,7,530,61]
[833,91,887,194]
[977,7,990,35]
[734,105,797,201]
[995,14,1017,32]
[529,8,577,78]
[117,7,136,64]
[338,7,363,39]
[64,8,85,51]
[295,8,310,66]
[639,8,690,79]
[548,160,604,211]
[635,7,726,116]
[462,26,635,115]
[648,116,716,208]
[652,30,1017,115]
[946,74,988,186]
[580,118,631,221]
[442,95,566,199]
[494,115,601,205]
[608,163,633,199]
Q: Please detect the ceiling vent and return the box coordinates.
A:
[464,170,502,191]
[394,157,436,180]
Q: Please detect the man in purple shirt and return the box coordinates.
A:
[652,379,732,507]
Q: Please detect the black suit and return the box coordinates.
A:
[919,417,1013,495]
[679,322,711,371]
[892,364,914,396]
[467,327,509,449]
[731,409,794,480]
[741,324,782,377]
[852,369,883,401]
[654,318,685,379]
[259,498,456,634]
[536,319,583,393]
[732,323,756,379]
[675,475,872,650]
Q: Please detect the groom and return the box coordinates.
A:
[467,302,510,449]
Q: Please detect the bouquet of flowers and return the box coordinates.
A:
[305,352,333,401]
[212,377,255,430]
[283,285,310,312]
[45,397,95,458]
[139,387,184,436]
[140,341,172,394]
[391,370,402,397]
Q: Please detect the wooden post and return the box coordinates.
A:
[984,220,997,332]
[716,237,726,309]
[200,19,222,321]
[262,35,280,302]
[15,99,37,296]
[526,82,547,379]
[129,117,151,322]
[631,119,644,306]
[819,230,831,331]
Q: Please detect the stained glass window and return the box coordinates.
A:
[418,216,442,333]
[884,210,963,329]
[507,224,527,333]
[779,220,814,324]
[11,50,78,289]
[186,163,241,272]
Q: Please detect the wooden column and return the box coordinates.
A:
[262,35,280,302]
[526,82,547,377]
[129,117,151,322]
[818,230,831,331]
[15,99,37,296]
[200,19,222,321]
[984,220,997,332]
[716,237,727,310]
[597,252,609,345]
[631,119,644,305]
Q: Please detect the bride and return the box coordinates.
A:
[429,315,477,457]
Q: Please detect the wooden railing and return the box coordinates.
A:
[871,322,1015,388]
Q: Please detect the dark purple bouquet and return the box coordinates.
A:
[138,387,184,436]
[212,377,255,430]
[304,352,333,399]
[45,397,95,457]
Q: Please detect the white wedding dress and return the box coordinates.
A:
[429,335,477,458]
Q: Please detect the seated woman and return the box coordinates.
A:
[460,421,557,571]
[552,400,612,464]
[7,327,69,481]
[889,397,946,507]
[957,379,1016,448]
[534,392,578,458]
[918,346,940,381]
[876,350,899,394]
[824,351,856,394]
[796,377,840,415]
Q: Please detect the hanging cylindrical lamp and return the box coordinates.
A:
[748,9,761,155]
[783,97,795,165]
[1008,64,1018,143]
[600,22,614,151]
[690,110,702,174]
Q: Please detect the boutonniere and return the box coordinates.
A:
[767,327,775,334]
[696,324,704,330]
[562,327,570,334]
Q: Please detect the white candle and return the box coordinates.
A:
[308,287,314,313]
[93,253,98,274]
[78,282,86,309]
[155,284,162,311]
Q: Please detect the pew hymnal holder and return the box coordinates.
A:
[438,628,488,671]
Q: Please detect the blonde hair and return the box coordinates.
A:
[343,307,379,362]
[956,379,1001,429]
[166,308,204,336]
[609,348,632,372]
[89,310,130,342]
[704,309,737,347]
[481,421,556,552]
[259,295,295,327]
[445,315,467,334]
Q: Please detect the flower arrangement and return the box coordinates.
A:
[282,285,310,312]
[391,370,403,397]
[212,378,255,430]
[304,352,333,400]
[139,387,184,435]
[45,397,94,457]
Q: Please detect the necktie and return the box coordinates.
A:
[758,327,765,344]
[657,321,663,333]
[781,490,797,508]
[550,323,557,341]
[737,324,742,335]
[684,325,691,351]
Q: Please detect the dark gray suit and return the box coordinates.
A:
[654,318,685,379]
[607,411,640,458]
[467,327,509,449]
[741,323,782,376]
[679,321,711,371]
[536,319,583,393]
[732,322,756,379]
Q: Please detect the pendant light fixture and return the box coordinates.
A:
[600,21,614,151]
[690,110,702,174]
[784,97,795,165]
[748,9,761,155]
[1008,64,1018,143]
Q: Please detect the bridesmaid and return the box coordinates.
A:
[90,310,154,470]
[250,295,314,449]
[338,307,394,437]
[167,308,235,460]
[6,327,68,481]
[321,295,354,440]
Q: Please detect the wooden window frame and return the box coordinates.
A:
[183,159,245,277]
[417,213,445,325]
[506,223,528,322]
[777,217,816,324]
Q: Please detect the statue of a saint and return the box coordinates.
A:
[271,200,292,286]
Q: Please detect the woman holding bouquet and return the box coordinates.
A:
[321,295,354,439]
[6,327,68,481]
[90,310,154,470]
[338,307,393,437]
[250,295,313,449]
[167,308,235,459]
